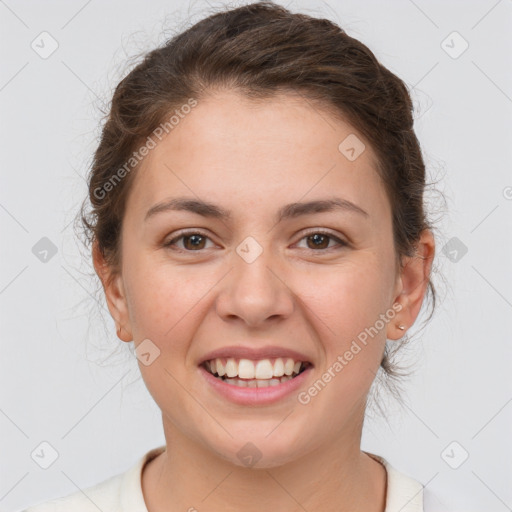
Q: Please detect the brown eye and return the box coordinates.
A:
[182,234,207,250]
[297,231,347,252]
[164,231,213,251]
[306,233,330,250]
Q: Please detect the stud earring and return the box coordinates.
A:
[397,324,406,331]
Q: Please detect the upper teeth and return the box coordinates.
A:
[206,357,303,379]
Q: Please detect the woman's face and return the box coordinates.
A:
[100,90,426,467]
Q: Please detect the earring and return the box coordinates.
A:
[397,324,406,331]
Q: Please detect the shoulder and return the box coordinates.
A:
[365,451,424,512]
[22,472,124,512]
[23,446,166,512]
[423,485,450,511]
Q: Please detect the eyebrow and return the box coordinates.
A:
[144,196,369,223]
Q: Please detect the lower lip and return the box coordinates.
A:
[199,365,313,406]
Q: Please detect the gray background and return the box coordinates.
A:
[1,0,511,510]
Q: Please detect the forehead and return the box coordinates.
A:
[127,90,389,222]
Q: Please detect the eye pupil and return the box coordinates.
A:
[184,234,205,250]
[308,233,329,249]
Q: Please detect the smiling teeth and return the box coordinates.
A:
[224,376,293,387]
[206,357,305,380]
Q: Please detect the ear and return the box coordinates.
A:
[386,229,435,340]
[92,240,133,342]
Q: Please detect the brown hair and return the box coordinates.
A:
[79,1,439,412]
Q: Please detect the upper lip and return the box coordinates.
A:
[199,346,313,365]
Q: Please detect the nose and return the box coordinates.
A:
[215,246,295,328]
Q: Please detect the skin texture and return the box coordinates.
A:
[93,90,435,512]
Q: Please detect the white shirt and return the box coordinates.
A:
[23,446,429,512]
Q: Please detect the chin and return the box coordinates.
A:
[208,431,311,470]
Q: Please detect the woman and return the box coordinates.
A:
[25,1,438,510]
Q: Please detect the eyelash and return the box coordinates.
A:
[163,229,348,253]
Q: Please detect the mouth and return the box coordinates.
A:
[201,357,313,388]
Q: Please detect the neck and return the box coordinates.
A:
[142,417,387,512]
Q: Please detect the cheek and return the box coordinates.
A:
[298,263,390,416]
[301,255,394,342]
[295,256,393,409]
[124,249,212,339]
[126,263,211,411]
